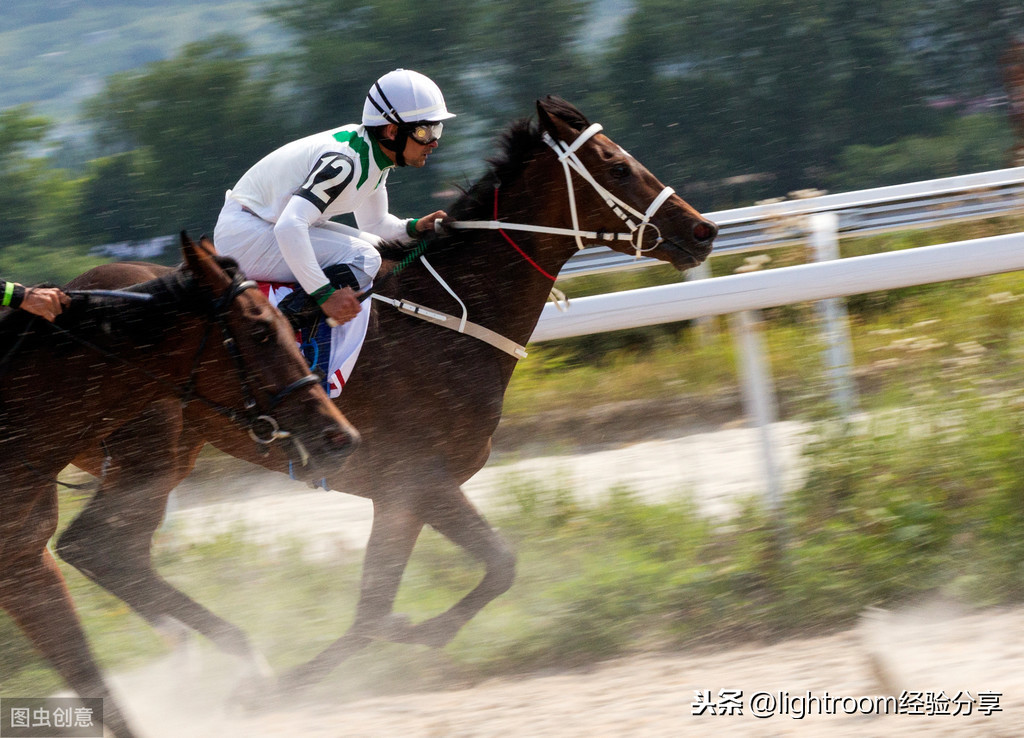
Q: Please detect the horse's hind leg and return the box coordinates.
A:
[0,480,138,738]
[283,474,515,687]
[57,402,262,664]
[279,494,425,690]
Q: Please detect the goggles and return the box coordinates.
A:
[408,121,443,145]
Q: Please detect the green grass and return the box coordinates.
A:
[507,215,1024,422]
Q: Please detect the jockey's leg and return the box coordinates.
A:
[213,199,381,290]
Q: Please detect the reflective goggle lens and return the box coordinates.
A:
[409,121,443,145]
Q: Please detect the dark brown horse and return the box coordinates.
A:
[58,98,717,696]
[0,234,357,738]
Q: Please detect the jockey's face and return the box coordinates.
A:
[380,124,439,168]
[402,136,438,168]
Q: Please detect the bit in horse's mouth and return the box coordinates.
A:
[662,238,713,270]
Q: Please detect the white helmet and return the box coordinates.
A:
[362,69,456,127]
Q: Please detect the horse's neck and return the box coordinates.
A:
[402,177,578,348]
[88,282,210,388]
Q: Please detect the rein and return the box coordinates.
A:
[41,276,320,458]
[375,120,673,358]
[452,122,676,258]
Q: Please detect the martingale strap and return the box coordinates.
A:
[371,293,528,359]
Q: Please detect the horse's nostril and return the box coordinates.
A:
[693,221,717,243]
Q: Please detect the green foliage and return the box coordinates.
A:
[0,107,54,249]
[831,114,1013,191]
[83,35,297,237]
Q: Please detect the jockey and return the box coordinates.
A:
[214,68,455,326]
[0,280,67,322]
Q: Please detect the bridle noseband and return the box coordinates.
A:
[453,122,676,257]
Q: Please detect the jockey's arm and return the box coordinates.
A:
[274,195,365,326]
[274,195,335,299]
[354,187,450,244]
[353,186,418,243]
[2,280,68,321]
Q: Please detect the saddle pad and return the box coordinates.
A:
[258,281,370,398]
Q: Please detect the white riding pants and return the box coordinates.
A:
[213,198,383,290]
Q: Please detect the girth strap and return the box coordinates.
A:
[371,294,528,359]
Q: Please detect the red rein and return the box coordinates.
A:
[494,187,557,282]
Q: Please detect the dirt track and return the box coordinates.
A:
[111,419,1022,737]
[113,602,1022,737]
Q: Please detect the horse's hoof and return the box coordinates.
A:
[226,674,277,715]
[226,653,277,715]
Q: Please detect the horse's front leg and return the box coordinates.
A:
[57,403,266,672]
[0,477,138,738]
[282,475,515,692]
[279,494,424,691]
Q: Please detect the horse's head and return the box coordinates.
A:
[535,96,717,270]
[181,233,359,476]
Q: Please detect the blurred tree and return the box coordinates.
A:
[0,106,58,249]
[83,34,295,239]
[472,0,595,119]
[75,150,163,245]
[906,0,1024,101]
[602,0,942,206]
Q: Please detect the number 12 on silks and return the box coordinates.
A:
[299,153,355,209]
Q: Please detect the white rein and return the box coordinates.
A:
[452,123,676,257]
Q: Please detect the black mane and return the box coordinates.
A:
[0,255,241,358]
[379,97,591,261]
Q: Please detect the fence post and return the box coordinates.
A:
[809,212,858,419]
[686,260,714,344]
[729,310,782,513]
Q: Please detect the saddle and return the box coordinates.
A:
[276,264,361,335]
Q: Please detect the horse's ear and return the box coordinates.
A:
[536,96,586,140]
[198,234,218,256]
[181,230,231,295]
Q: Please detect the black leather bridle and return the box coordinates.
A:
[45,275,324,464]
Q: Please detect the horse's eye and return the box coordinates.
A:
[610,162,631,179]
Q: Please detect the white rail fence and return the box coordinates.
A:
[533,233,1024,509]
[558,166,1024,278]
[533,167,1024,506]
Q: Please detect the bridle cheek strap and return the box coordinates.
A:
[452,122,675,257]
[545,123,675,256]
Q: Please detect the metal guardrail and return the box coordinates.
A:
[557,166,1024,279]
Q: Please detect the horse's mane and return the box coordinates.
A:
[454,96,590,221]
[379,96,590,262]
[0,255,241,358]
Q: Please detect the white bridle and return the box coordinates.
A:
[452,123,677,257]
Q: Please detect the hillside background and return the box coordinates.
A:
[0,0,1021,281]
